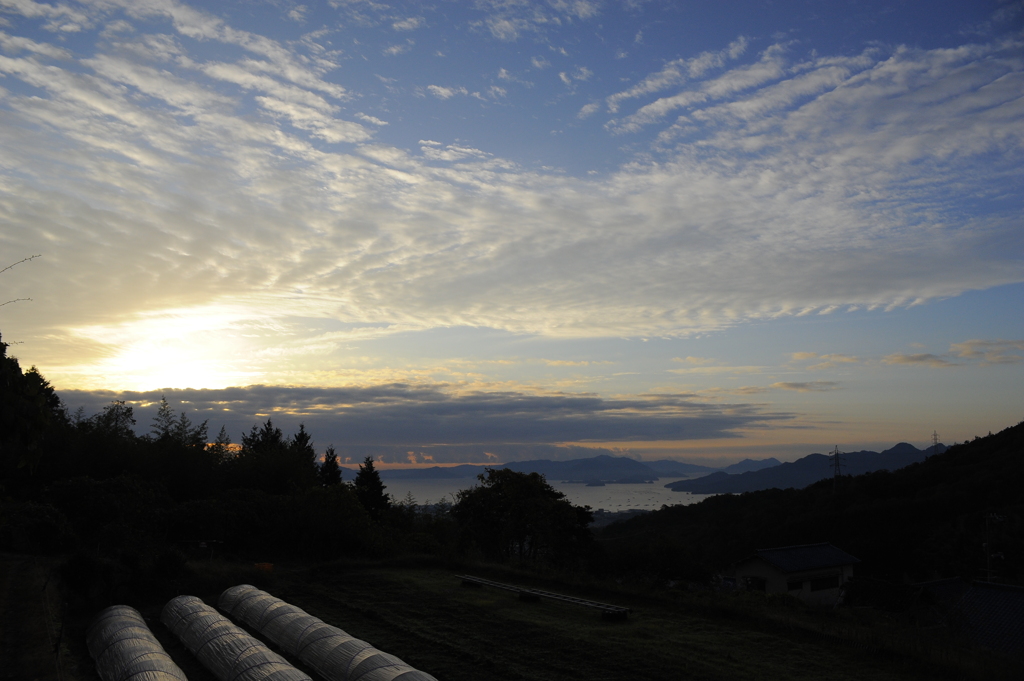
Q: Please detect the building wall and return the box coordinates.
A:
[733,559,854,606]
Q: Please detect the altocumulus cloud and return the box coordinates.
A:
[769,382,840,392]
[60,384,793,462]
[1,1,1023,376]
[882,339,1024,368]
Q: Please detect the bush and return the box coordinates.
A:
[0,501,69,553]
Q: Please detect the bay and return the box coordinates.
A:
[380,476,714,512]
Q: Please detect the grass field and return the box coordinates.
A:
[4,553,1020,681]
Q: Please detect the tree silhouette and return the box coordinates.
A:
[0,332,66,481]
[151,396,176,440]
[0,254,40,308]
[92,400,137,440]
[207,425,233,464]
[233,419,318,493]
[354,456,390,520]
[173,410,208,449]
[452,468,593,564]
[318,445,342,486]
[150,395,208,447]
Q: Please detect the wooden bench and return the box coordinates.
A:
[457,575,631,620]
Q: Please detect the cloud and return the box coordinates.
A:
[392,17,423,31]
[790,352,860,370]
[769,381,840,392]
[426,84,468,99]
[609,40,794,132]
[572,65,592,81]
[700,386,770,396]
[544,359,611,367]
[2,13,1023,388]
[669,365,765,375]
[497,67,533,87]
[807,355,859,370]
[383,42,412,56]
[420,143,490,162]
[577,102,600,119]
[606,37,748,113]
[255,95,372,143]
[59,384,794,460]
[473,0,599,42]
[0,0,92,32]
[0,30,71,58]
[875,340,1022,368]
[730,386,771,395]
[356,112,388,126]
[950,339,1024,365]
[882,353,958,368]
[673,356,717,366]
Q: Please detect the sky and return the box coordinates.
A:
[1,0,1022,466]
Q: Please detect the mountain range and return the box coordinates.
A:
[664,442,948,494]
[345,444,941,490]
[358,454,782,483]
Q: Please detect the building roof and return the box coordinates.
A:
[751,543,860,574]
[954,581,1024,656]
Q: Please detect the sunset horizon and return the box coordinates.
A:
[2,0,1022,465]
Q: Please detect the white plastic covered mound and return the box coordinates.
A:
[87,605,188,681]
[219,585,437,681]
[160,595,310,681]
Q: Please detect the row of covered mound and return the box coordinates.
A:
[87,586,437,681]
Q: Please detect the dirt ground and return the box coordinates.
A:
[5,554,1018,681]
[0,554,75,681]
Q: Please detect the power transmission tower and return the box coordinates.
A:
[830,446,844,491]
[930,430,939,458]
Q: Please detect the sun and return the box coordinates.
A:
[64,305,266,391]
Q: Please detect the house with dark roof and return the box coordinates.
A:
[728,543,860,606]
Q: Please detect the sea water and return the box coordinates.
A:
[381,477,713,512]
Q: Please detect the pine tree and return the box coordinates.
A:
[207,425,233,463]
[289,423,318,488]
[174,410,208,448]
[318,445,342,486]
[151,396,175,440]
[354,456,390,520]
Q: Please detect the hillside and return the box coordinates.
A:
[665,443,946,494]
[600,423,1023,585]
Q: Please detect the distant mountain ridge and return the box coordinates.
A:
[665,443,948,494]
[366,453,781,483]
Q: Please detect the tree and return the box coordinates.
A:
[318,445,342,486]
[452,468,594,565]
[232,419,318,493]
[92,400,137,440]
[150,395,208,447]
[151,396,176,440]
[0,333,67,481]
[173,410,208,449]
[68,400,141,480]
[207,425,233,464]
[289,423,315,465]
[242,418,285,456]
[0,254,40,309]
[353,456,390,521]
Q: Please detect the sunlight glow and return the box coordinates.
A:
[68,305,264,390]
